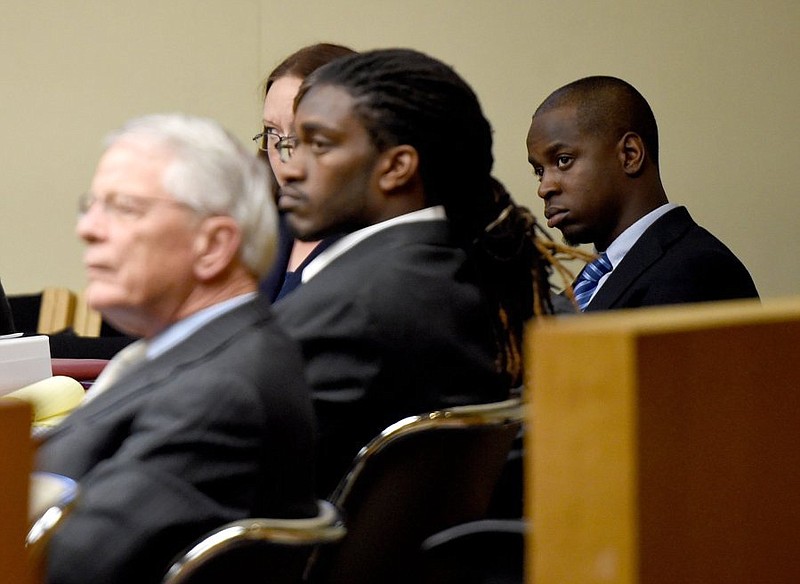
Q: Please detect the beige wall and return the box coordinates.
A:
[3,1,798,298]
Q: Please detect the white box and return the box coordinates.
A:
[0,335,52,396]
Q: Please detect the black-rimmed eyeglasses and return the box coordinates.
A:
[252,128,297,164]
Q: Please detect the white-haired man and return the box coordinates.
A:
[36,114,317,584]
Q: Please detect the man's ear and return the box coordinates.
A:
[193,216,242,281]
[618,131,646,176]
[377,145,419,192]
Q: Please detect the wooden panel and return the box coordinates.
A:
[37,288,76,335]
[0,399,33,584]
[526,297,800,584]
[71,290,102,337]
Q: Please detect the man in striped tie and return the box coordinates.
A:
[526,75,759,311]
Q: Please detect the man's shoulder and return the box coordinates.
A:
[611,207,758,304]
[291,222,458,288]
[636,206,735,259]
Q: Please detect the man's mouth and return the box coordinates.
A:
[277,188,304,213]
[544,207,568,229]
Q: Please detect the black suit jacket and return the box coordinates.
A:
[274,221,509,495]
[586,206,759,311]
[37,297,317,584]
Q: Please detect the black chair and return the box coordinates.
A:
[160,398,524,584]
[310,398,525,584]
[7,287,76,335]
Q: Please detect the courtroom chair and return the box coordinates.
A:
[7,287,76,335]
[162,501,345,584]
[70,289,102,337]
[27,472,79,581]
[48,290,136,360]
[6,287,133,359]
[309,398,525,584]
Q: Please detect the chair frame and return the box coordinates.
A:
[161,398,524,584]
[27,472,79,579]
[162,500,346,584]
[315,398,525,584]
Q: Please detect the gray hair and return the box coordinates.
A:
[105,113,277,278]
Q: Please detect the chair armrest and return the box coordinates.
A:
[163,500,346,584]
[27,472,79,564]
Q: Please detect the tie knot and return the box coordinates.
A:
[573,254,613,311]
[81,340,148,405]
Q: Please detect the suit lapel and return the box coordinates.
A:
[48,297,271,435]
[586,207,695,311]
[278,221,452,305]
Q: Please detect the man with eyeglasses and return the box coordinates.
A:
[36,113,317,584]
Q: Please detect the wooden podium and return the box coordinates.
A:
[526,297,800,584]
[0,399,33,584]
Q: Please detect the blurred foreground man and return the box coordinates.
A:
[36,114,317,584]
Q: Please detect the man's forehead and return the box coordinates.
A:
[92,140,172,191]
[296,84,358,126]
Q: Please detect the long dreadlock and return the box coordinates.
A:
[299,48,585,386]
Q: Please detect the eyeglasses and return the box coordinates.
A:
[252,128,297,164]
[78,192,193,221]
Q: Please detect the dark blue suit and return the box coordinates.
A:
[586,206,758,311]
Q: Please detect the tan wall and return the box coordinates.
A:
[3,1,798,298]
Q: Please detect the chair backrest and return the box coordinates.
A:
[311,398,525,584]
[7,287,76,335]
[71,290,103,337]
[161,500,345,584]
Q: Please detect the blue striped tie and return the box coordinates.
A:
[574,253,613,311]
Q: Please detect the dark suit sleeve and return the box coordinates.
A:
[619,245,758,307]
[44,370,282,584]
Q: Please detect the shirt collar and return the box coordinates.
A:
[604,203,678,268]
[301,206,447,283]
[146,292,257,359]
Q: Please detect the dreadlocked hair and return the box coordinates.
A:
[300,48,581,386]
[476,177,598,384]
[300,48,497,247]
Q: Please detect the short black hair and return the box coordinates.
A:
[536,75,660,166]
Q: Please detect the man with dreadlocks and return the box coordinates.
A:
[272,47,557,495]
[527,75,758,311]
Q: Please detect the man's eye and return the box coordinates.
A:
[108,196,145,217]
[556,156,572,169]
[532,167,543,181]
[309,139,330,153]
